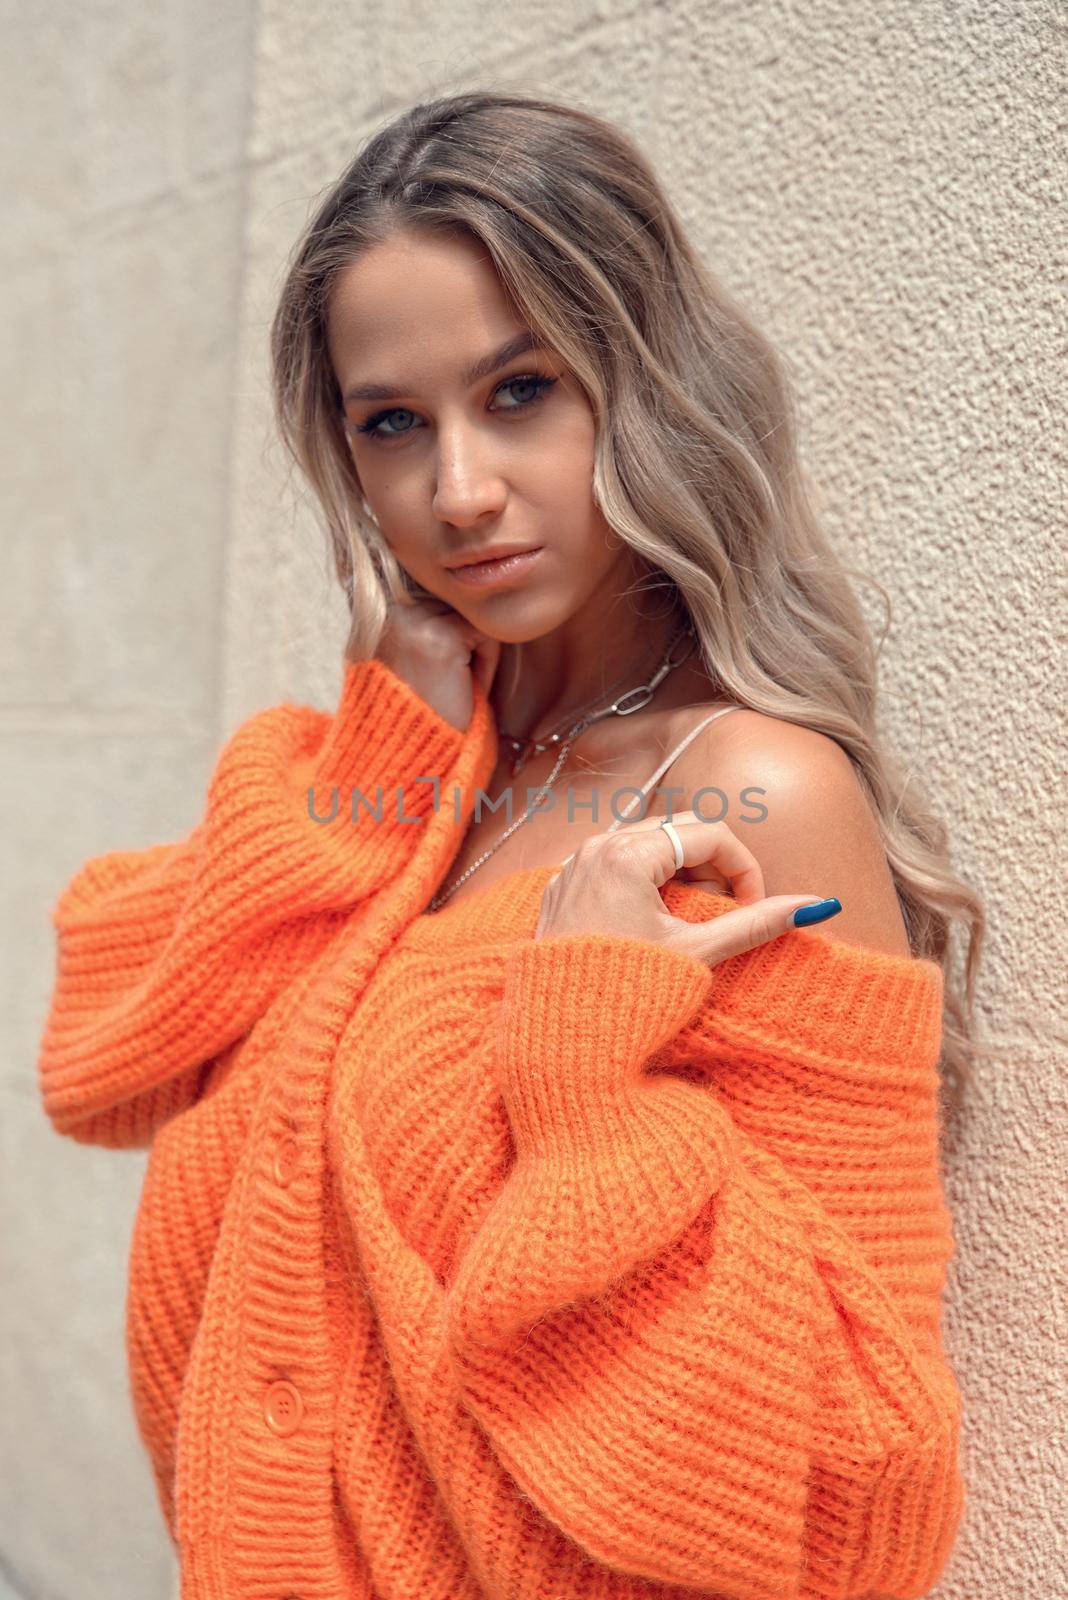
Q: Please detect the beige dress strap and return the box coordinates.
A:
[604,704,742,831]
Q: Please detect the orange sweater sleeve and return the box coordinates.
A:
[442,925,964,1600]
[37,658,466,1148]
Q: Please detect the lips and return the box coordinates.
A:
[444,545,540,569]
[446,546,545,587]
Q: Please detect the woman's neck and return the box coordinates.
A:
[490,593,691,742]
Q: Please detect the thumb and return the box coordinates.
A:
[670,893,842,966]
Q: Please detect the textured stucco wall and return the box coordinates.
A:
[4,3,1064,1598]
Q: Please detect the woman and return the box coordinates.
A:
[38,90,981,1598]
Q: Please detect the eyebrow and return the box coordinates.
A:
[341,329,544,405]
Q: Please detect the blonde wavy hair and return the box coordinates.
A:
[268,89,986,1118]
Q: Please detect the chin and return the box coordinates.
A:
[459,600,576,648]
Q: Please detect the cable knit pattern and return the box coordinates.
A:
[36,656,965,1599]
[37,657,466,1146]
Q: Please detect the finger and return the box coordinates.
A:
[667,892,843,965]
[676,864,735,896]
[553,814,760,899]
[611,812,766,904]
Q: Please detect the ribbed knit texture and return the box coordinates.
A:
[37,656,965,1600]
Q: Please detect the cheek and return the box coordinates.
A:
[528,431,597,522]
[366,487,427,561]
[382,530,439,587]
[539,449,620,561]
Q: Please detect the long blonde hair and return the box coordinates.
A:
[268,89,986,1118]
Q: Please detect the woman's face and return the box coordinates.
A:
[326,227,642,643]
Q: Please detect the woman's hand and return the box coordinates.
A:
[362,594,502,734]
[534,810,842,964]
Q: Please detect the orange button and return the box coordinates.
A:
[263,1379,304,1437]
[272,1136,300,1187]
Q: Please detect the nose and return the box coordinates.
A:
[431,418,507,528]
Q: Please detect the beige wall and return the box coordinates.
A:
[4,4,1063,1597]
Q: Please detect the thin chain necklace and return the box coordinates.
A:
[427,617,697,912]
[497,651,652,777]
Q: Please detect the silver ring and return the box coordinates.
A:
[659,818,685,871]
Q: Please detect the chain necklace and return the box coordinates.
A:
[498,651,653,778]
[427,617,697,912]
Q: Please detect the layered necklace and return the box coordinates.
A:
[426,615,698,912]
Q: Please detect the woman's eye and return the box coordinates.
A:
[351,372,557,443]
[355,407,417,441]
[495,373,554,409]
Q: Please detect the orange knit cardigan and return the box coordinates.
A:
[37,656,966,1600]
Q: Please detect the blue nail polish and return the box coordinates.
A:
[792,897,842,927]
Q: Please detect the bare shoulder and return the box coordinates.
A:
[665,702,912,958]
